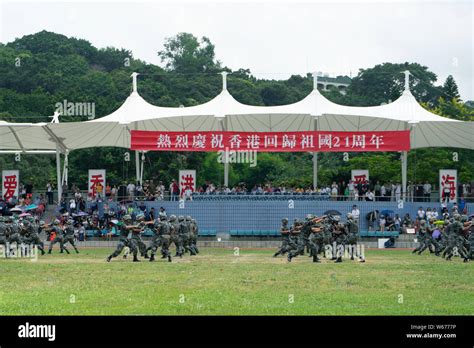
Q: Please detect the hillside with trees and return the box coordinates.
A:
[0,31,473,189]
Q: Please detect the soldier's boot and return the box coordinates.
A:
[463,258,470,263]
[133,254,140,262]
[412,249,417,254]
[359,257,366,263]
[106,255,112,262]
[334,257,343,263]
[64,248,70,254]
[194,246,199,254]
[273,251,280,257]
[74,247,79,254]
[168,255,172,262]
[149,255,155,262]
[313,255,321,263]
[48,249,52,254]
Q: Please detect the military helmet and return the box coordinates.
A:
[178,215,184,222]
[186,215,192,221]
[191,219,196,223]
[460,215,468,223]
[0,216,6,222]
[306,214,314,220]
[331,215,341,222]
[122,214,132,222]
[347,213,353,219]
[282,218,289,224]
[169,215,177,222]
[53,219,60,225]
[420,219,426,225]
[453,214,461,221]
[136,214,145,221]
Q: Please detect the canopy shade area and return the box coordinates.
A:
[0,70,472,199]
[0,71,472,151]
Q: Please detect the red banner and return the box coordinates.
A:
[131,130,410,152]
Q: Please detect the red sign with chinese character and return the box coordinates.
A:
[131,130,410,152]
[2,170,19,201]
[88,170,106,196]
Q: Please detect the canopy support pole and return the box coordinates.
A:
[312,116,318,189]
[61,150,69,187]
[312,152,318,189]
[56,144,62,204]
[135,151,140,184]
[224,151,229,187]
[140,151,145,185]
[401,151,407,201]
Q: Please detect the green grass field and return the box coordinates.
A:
[0,247,472,315]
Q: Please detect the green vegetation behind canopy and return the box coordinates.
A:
[0,31,472,190]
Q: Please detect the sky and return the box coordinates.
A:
[0,0,472,100]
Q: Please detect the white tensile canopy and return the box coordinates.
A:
[0,71,472,198]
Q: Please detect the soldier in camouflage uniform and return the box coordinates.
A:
[169,215,183,257]
[132,214,149,259]
[308,216,325,263]
[6,216,23,249]
[148,215,172,262]
[444,214,469,262]
[287,218,304,262]
[184,216,197,255]
[0,216,9,254]
[331,216,347,263]
[190,218,199,254]
[21,218,45,255]
[466,218,474,260]
[412,219,430,255]
[345,213,365,262]
[106,215,140,262]
[62,220,79,254]
[47,219,66,254]
[273,218,291,257]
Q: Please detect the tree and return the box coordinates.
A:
[158,33,220,74]
[442,75,460,101]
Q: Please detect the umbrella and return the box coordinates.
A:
[72,211,89,217]
[25,204,38,211]
[10,207,22,213]
[432,229,441,239]
[381,210,395,217]
[19,213,31,217]
[324,210,342,216]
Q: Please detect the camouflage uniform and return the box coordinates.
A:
[148,217,172,262]
[22,219,45,255]
[274,218,291,257]
[169,215,183,257]
[47,220,67,254]
[287,219,304,262]
[106,215,140,262]
[189,218,199,254]
[62,220,79,253]
[346,213,365,262]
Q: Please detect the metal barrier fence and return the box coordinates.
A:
[87,200,473,233]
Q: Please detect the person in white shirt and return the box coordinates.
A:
[351,205,360,222]
[423,182,432,202]
[380,185,386,201]
[365,190,374,201]
[127,182,135,200]
[395,183,401,202]
[417,207,425,221]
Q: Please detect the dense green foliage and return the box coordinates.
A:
[0,31,472,189]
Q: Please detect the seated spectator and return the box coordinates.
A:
[366,210,379,231]
[379,215,386,232]
[385,215,395,231]
[402,213,413,229]
[394,214,401,231]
